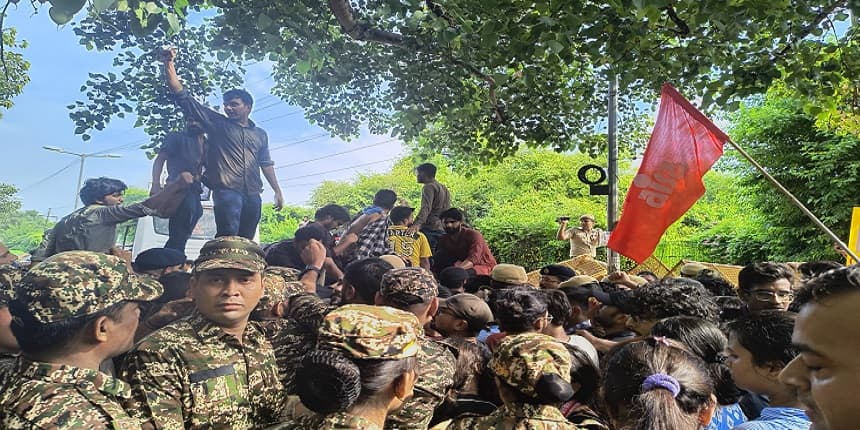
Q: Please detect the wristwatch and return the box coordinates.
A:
[300,265,322,278]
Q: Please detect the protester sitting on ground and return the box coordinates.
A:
[386,206,433,270]
[489,263,530,289]
[448,332,578,429]
[34,176,189,259]
[264,224,344,291]
[779,265,860,430]
[346,190,399,261]
[636,270,660,283]
[652,316,746,430]
[622,277,720,336]
[601,337,717,430]
[307,204,351,257]
[272,305,421,429]
[737,262,795,312]
[1,251,162,428]
[541,289,599,366]
[558,274,599,289]
[432,293,494,343]
[438,267,469,295]
[133,247,186,278]
[433,208,497,288]
[559,344,608,430]
[725,311,810,429]
[374,267,456,429]
[539,264,577,289]
[339,258,394,306]
[429,337,496,427]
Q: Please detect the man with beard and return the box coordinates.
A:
[150,119,207,253]
[432,208,497,288]
[738,262,795,312]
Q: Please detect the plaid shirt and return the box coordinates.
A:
[354,216,393,261]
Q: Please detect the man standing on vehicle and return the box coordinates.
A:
[150,119,207,252]
[158,48,284,239]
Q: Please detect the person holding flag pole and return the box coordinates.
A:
[607,83,860,264]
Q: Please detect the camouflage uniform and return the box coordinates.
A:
[0,251,162,429]
[0,263,24,375]
[378,268,457,430]
[447,332,577,430]
[120,236,287,429]
[270,304,421,430]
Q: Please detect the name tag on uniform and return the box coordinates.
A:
[189,365,235,383]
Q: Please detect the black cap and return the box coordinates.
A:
[539,264,577,281]
[591,288,636,314]
[134,248,187,272]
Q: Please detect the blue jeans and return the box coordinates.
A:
[212,188,261,239]
[165,187,204,253]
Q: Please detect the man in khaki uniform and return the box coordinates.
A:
[556,214,603,258]
[0,251,161,429]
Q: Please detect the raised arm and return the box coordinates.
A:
[158,48,223,132]
[158,48,183,94]
[556,220,571,240]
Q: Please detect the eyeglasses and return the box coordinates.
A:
[750,289,794,302]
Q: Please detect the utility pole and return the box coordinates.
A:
[607,74,620,272]
[42,146,121,209]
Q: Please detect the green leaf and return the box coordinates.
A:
[81,134,91,141]
[295,59,311,74]
[257,13,273,29]
[48,7,75,25]
[166,12,180,35]
[94,0,117,13]
[546,40,564,55]
[144,2,161,14]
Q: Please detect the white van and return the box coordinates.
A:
[131,201,218,260]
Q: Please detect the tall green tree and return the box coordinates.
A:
[0,28,29,119]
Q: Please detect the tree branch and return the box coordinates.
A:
[776,0,847,57]
[0,0,12,79]
[327,0,404,46]
[663,4,690,36]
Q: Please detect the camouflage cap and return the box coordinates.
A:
[15,251,163,324]
[318,304,421,360]
[194,236,266,274]
[256,266,305,313]
[380,267,439,306]
[490,332,572,398]
[0,264,24,306]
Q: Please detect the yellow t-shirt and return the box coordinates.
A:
[387,225,432,267]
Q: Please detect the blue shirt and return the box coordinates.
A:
[707,403,747,430]
[732,407,810,430]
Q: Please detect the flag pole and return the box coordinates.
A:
[726,138,860,262]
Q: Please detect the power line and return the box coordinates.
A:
[275,139,398,170]
[269,133,330,151]
[258,111,302,124]
[19,160,78,192]
[252,99,287,114]
[91,138,149,155]
[278,157,399,183]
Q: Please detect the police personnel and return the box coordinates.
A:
[374,267,456,430]
[0,251,162,429]
[120,236,286,429]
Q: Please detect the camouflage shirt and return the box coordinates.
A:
[385,337,456,430]
[0,356,141,429]
[120,311,287,429]
[447,403,577,430]
[269,412,382,430]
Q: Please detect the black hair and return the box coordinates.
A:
[559,286,591,310]
[491,287,548,333]
[437,285,453,299]
[562,343,601,407]
[314,204,351,223]
[726,310,798,368]
[737,262,794,293]
[9,300,128,355]
[651,316,741,405]
[294,224,329,242]
[156,271,191,304]
[295,350,416,414]
[791,265,860,310]
[636,270,659,281]
[694,273,736,297]
[416,163,437,178]
[602,337,715,430]
[438,267,469,291]
[79,177,127,206]
[372,189,397,210]
[389,206,415,224]
[628,278,719,323]
[223,88,253,107]
[439,207,463,222]
[798,260,844,280]
[542,289,571,327]
[343,258,394,304]
[713,295,747,326]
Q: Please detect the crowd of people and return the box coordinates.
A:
[1,49,857,430]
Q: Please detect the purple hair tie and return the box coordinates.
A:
[641,373,681,398]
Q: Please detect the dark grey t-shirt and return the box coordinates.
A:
[173,90,274,195]
[159,131,204,182]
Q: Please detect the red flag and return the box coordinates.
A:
[607,84,728,263]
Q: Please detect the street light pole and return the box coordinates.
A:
[42,146,122,210]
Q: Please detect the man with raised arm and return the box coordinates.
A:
[158,48,284,239]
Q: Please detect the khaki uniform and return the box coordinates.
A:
[121,312,286,429]
[447,404,577,430]
[564,227,601,258]
[0,357,141,429]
